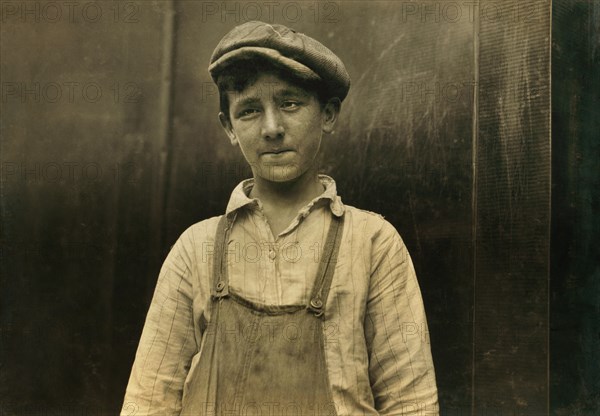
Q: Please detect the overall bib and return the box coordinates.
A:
[181,214,344,416]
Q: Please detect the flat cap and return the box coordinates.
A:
[209,21,351,101]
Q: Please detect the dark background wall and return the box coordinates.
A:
[551,1,600,415]
[0,1,597,415]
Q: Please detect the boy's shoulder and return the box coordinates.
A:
[179,214,223,242]
[343,204,385,220]
[337,204,402,243]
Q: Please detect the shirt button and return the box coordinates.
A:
[268,249,276,260]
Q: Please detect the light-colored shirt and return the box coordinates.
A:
[122,175,439,416]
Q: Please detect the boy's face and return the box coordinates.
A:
[219,72,339,183]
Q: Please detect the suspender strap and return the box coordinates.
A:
[212,211,345,313]
[307,214,345,317]
[212,214,232,298]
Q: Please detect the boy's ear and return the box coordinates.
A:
[322,98,341,134]
[218,112,238,146]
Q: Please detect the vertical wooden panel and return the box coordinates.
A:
[473,1,551,414]
[0,1,171,412]
[551,1,600,414]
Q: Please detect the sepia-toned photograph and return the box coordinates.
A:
[1,1,598,415]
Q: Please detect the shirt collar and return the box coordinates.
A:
[225,174,345,218]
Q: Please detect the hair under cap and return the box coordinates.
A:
[209,21,351,101]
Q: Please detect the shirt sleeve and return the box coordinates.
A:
[121,236,198,416]
[365,220,439,416]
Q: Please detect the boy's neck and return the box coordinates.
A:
[249,168,325,211]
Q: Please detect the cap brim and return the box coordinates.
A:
[209,47,322,82]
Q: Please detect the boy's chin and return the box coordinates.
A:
[256,173,302,183]
[251,164,306,183]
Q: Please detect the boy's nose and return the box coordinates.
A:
[261,108,284,140]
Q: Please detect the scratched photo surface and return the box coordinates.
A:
[1,1,598,415]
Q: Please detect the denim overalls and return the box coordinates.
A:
[181,213,344,416]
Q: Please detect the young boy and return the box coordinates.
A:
[122,21,438,416]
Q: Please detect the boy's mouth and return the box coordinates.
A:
[261,148,293,155]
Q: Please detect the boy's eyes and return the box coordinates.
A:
[237,108,259,118]
[281,100,300,110]
[235,101,302,119]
